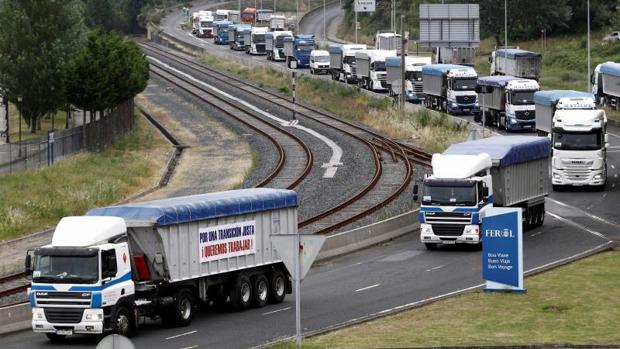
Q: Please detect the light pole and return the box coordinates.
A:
[587,0,591,92]
[323,0,326,40]
[17,96,22,157]
[504,0,508,73]
[2,95,8,144]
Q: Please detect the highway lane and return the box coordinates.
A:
[298,1,345,44]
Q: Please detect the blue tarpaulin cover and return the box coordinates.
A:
[422,64,471,76]
[328,44,342,53]
[533,90,594,106]
[443,136,550,168]
[214,20,232,27]
[87,188,298,227]
[477,75,520,88]
[600,62,620,77]
[385,56,402,68]
[496,49,541,59]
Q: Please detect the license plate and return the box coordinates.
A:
[56,329,73,336]
[442,240,456,245]
[463,109,470,112]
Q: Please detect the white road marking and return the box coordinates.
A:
[166,330,198,340]
[546,197,620,229]
[178,346,198,349]
[355,284,380,292]
[530,231,543,237]
[426,265,445,272]
[547,212,607,240]
[262,306,292,315]
[607,132,620,139]
[148,57,344,178]
[612,164,616,169]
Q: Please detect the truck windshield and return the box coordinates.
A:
[297,44,314,52]
[406,71,422,81]
[253,34,265,43]
[372,62,386,71]
[200,21,212,28]
[553,130,602,151]
[452,78,476,91]
[315,56,329,63]
[511,90,535,105]
[343,56,355,65]
[422,183,477,206]
[33,249,99,284]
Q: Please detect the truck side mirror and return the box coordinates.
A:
[413,184,419,202]
[475,85,482,94]
[605,134,609,148]
[24,250,33,274]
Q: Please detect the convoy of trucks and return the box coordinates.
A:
[385,55,432,103]
[284,35,316,69]
[27,189,296,340]
[476,76,540,131]
[328,44,367,83]
[592,62,620,107]
[354,49,397,92]
[416,136,550,249]
[422,64,480,115]
[490,49,542,80]
[534,90,608,189]
[265,31,293,61]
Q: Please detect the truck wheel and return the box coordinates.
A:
[424,243,438,250]
[538,205,545,226]
[112,305,133,336]
[251,274,269,308]
[230,274,252,311]
[45,333,66,342]
[268,270,286,304]
[164,289,195,327]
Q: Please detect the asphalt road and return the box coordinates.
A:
[298,1,345,44]
[4,4,619,349]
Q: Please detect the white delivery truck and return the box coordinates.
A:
[415,136,550,249]
[265,31,293,61]
[355,49,397,91]
[534,90,608,189]
[375,32,402,51]
[476,76,539,131]
[309,50,330,74]
[26,189,295,341]
[592,62,620,107]
[422,64,480,115]
[385,55,431,103]
[269,14,286,31]
[247,26,268,55]
[328,44,367,83]
[490,49,542,80]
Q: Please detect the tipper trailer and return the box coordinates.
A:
[490,49,542,80]
[422,64,480,115]
[328,44,367,83]
[476,76,539,131]
[27,189,295,341]
[592,62,620,107]
[385,55,431,103]
[354,49,397,92]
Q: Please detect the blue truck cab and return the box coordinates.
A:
[283,34,316,69]
[213,20,232,45]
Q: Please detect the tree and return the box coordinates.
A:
[0,0,84,133]
[83,0,123,32]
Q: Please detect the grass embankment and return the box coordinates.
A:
[0,111,170,241]
[275,251,620,348]
[199,55,467,152]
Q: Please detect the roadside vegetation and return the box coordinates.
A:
[199,55,468,152]
[0,112,169,242]
[275,250,620,348]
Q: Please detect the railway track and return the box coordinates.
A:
[0,271,28,307]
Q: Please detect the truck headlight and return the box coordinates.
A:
[421,223,433,234]
[83,309,104,322]
[451,102,458,107]
[464,225,479,235]
[32,308,46,320]
[475,102,479,107]
[594,174,602,180]
[553,173,561,179]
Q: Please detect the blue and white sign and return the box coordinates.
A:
[482,207,525,293]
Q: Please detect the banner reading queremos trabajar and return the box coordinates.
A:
[199,221,256,263]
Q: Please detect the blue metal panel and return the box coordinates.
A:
[443,136,550,168]
[87,189,298,227]
[533,90,594,107]
[477,75,519,87]
[600,62,620,77]
[422,64,471,76]
[328,44,343,54]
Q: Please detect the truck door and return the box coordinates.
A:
[100,244,134,309]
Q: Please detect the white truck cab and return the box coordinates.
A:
[446,67,479,113]
[355,49,397,91]
[248,27,268,55]
[309,50,330,74]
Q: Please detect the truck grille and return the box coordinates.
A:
[256,44,265,52]
[44,308,84,324]
[456,95,475,104]
[425,211,471,223]
[413,83,424,93]
[432,224,465,237]
[35,291,91,307]
[515,110,535,120]
[565,169,590,181]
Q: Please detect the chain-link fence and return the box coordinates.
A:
[0,99,134,174]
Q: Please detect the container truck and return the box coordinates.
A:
[26,188,295,341]
[214,9,230,21]
[241,7,257,23]
[434,47,476,65]
[422,64,480,115]
[284,35,316,69]
[309,50,330,74]
[229,23,252,50]
[385,55,432,103]
[475,76,539,131]
[490,49,542,80]
[196,14,215,38]
[257,9,273,23]
[247,27,268,55]
[328,44,367,83]
[375,32,402,51]
[228,10,240,23]
[592,62,620,107]
[415,136,550,250]
[265,31,293,61]
[269,15,286,31]
[534,90,608,189]
[354,49,397,92]
[213,20,232,45]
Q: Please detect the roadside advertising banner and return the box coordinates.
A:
[199,221,256,263]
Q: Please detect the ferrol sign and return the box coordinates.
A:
[354,0,375,12]
[482,207,525,293]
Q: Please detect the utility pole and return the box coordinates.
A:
[355,9,358,43]
[504,0,508,73]
[587,0,591,92]
[238,0,241,17]
[323,0,326,40]
[400,15,406,118]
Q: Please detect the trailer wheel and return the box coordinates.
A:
[230,274,252,311]
[424,243,438,250]
[537,204,545,227]
[163,289,195,327]
[251,274,269,308]
[268,270,286,304]
[45,333,66,342]
[112,305,134,336]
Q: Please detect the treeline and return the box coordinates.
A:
[83,0,190,33]
[342,0,620,45]
[0,0,154,134]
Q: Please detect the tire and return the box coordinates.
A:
[526,207,535,230]
[310,68,314,74]
[163,289,195,327]
[538,205,545,226]
[230,274,252,311]
[425,243,438,250]
[552,184,561,191]
[45,333,66,342]
[268,270,286,304]
[112,305,133,336]
[251,274,269,308]
[287,59,291,68]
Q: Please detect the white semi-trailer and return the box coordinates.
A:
[26,189,295,341]
[355,49,397,91]
[476,76,539,131]
[375,32,402,51]
[534,90,608,189]
[490,49,542,80]
[592,62,620,107]
[422,64,480,115]
[328,44,367,83]
[385,55,431,103]
[415,136,550,249]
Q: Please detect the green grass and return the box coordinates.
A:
[7,105,69,142]
[0,111,169,241]
[273,251,620,348]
